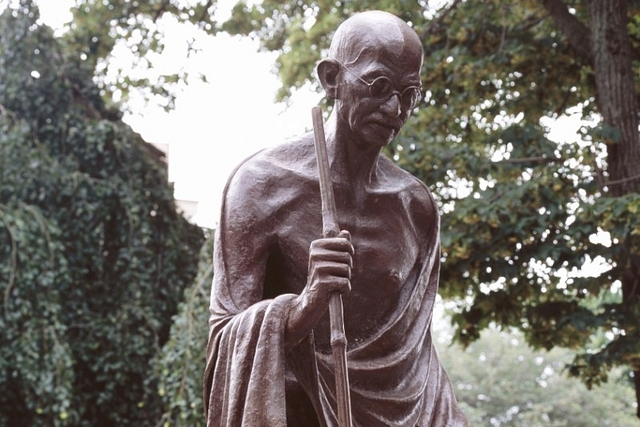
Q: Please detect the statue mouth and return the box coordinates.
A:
[370,120,400,134]
[367,114,403,132]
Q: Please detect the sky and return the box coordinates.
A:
[25,0,322,228]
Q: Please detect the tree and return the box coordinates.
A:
[150,233,212,427]
[62,0,219,110]
[215,0,640,416]
[436,322,639,426]
[0,3,204,425]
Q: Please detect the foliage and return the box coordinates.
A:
[151,232,213,427]
[2,0,220,110]
[0,3,204,426]
[216,0,640,415]
[436,321,639,426]
[61,0,219,110]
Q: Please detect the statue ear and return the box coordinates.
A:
[317,59,341,99]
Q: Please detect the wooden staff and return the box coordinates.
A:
[311,106,353,427]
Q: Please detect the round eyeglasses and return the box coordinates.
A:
[335,60,423,110]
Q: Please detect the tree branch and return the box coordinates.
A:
[498,156,563,164]
[421,0,463,39]
[541,0,594,65]
[602,171,640,188]
[153,0,171,23]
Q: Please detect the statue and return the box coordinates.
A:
[204,10,469,426]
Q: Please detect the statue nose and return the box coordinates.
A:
[380,93,402,117]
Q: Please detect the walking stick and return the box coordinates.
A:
[311,106,353,427]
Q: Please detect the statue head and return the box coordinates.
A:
[317,11,424,148]
[328,11,423,70]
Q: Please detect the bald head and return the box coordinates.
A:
[329,11,423,66]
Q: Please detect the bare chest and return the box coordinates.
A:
[268,190,425,347]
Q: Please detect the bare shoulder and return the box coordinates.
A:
[377,154,438,216]
[222,134,317,222]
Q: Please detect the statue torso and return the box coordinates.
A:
[246,139,435,352]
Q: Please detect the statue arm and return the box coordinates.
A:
[210,158,353,351]
[208,162,274,324]
[204,162,293,425]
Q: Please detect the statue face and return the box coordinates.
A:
[334,46,422,149]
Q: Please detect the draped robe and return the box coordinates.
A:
[204,139,468,426]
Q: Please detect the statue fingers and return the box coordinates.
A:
[310,235,354,255]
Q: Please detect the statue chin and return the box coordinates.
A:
[357,124,398,149]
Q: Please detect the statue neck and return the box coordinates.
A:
[324,114,382,192]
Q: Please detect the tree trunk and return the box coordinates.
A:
[587,0,640,418]
[587,0,640,195]
[636,369,640,418]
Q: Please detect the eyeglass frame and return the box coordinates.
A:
[333,59,423,110]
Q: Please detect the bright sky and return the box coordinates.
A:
[25,0,322,228]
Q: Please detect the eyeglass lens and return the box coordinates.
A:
[369,76,421,109]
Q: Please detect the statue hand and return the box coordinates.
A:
[285,230,353,349]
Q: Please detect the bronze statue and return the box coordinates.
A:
[204,10,469,426]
